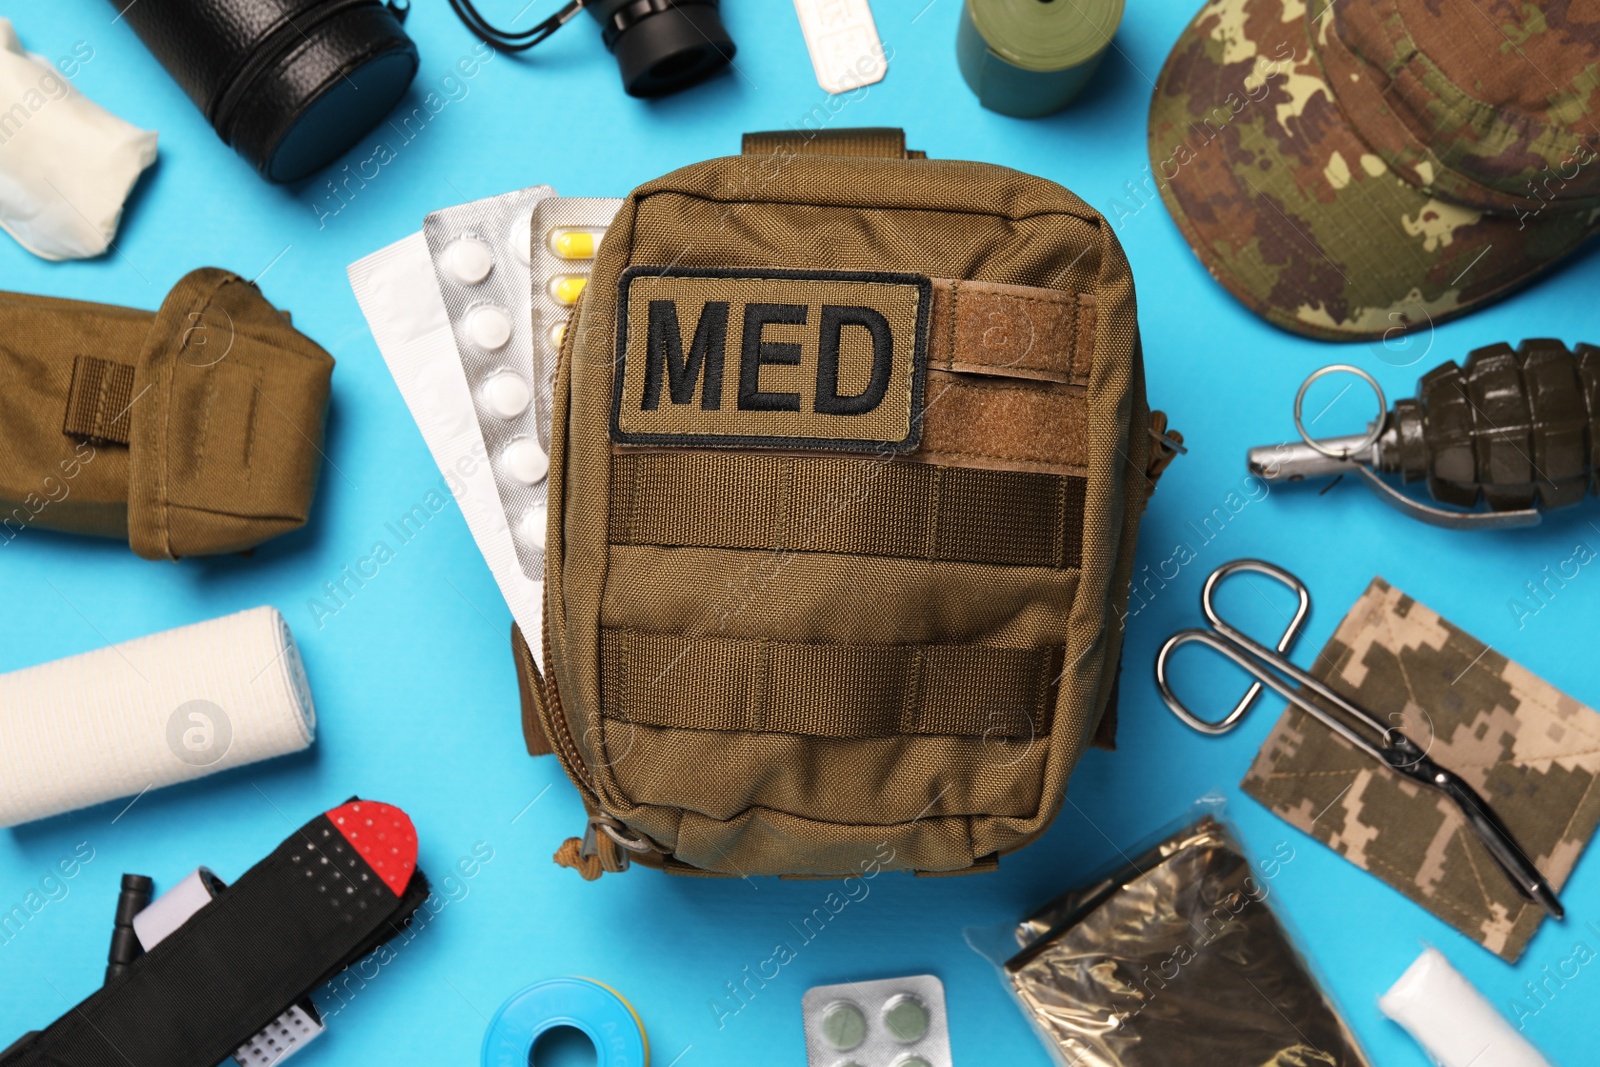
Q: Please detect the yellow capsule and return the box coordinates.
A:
[550,275,588,306]
[548,321,567,348]
[548,228,598,260]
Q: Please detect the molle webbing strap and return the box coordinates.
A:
[609,452,1087,568]
[601,630,1061,739]
[63,355,137,445]
[741,127,922,159]
[3,803,428,1067]
[928,279,1094,385]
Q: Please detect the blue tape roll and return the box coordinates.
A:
[481,978,649,1067]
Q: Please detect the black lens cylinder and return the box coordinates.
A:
[114,0,419,183]
[587,0,735,97]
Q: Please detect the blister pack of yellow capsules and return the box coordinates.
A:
[529,197,623,456]
[423,185,557,579]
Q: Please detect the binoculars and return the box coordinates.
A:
[452,0,736,97]
[589,0,737,97]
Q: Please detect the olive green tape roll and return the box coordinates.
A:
[956,0,1125,118]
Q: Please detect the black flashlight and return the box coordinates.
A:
[449,0,735,97]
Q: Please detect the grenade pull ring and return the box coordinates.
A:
[1244,337,1600,530]
[1292,363,1387,462]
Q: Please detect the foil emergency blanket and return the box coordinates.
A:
[1005,817,1371,1067]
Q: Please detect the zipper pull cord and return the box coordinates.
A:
[555,813,658,879]
[553,835,608,880]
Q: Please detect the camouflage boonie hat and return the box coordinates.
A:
[1149,0,1600,341]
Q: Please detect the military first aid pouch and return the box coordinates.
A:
[515,127,1176,879]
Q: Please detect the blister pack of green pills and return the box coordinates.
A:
[801,974,951,1067]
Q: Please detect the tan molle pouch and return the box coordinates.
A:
[516,128,1179,879]
[0,268,334,559]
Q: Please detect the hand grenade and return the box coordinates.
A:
[1248,339,1600,529]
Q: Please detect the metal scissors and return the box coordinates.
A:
[1155,559,1564,920]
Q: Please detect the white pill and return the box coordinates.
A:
[445,238,493,284]
[483,372,531,419]
[520,504,548,548]
[511,212,534,265]
[467,305,512,350]
[502,437,548,485]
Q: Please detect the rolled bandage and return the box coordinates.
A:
[0,607,314,828]
[956,0,1125,118]
[1380,947,1552,1067]
[0,18,158,260]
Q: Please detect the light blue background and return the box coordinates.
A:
[3,2,1598,1065]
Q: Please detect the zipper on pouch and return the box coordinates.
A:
[539,299,662,872]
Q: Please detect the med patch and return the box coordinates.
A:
[611,267,930,452]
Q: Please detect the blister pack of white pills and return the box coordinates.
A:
[802,974,951,1067]
[528,197,623,473]
[423,186,559,580]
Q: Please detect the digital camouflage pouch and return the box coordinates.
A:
[0,268,334,559]
[513,128,1178,879]
[1243,578,1600,961]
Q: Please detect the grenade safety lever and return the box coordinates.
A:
[1248,339,1600,530]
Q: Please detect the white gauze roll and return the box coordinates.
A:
[0,17,158,260]
[1380,947,1553,1067]
[0,607,315,827]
